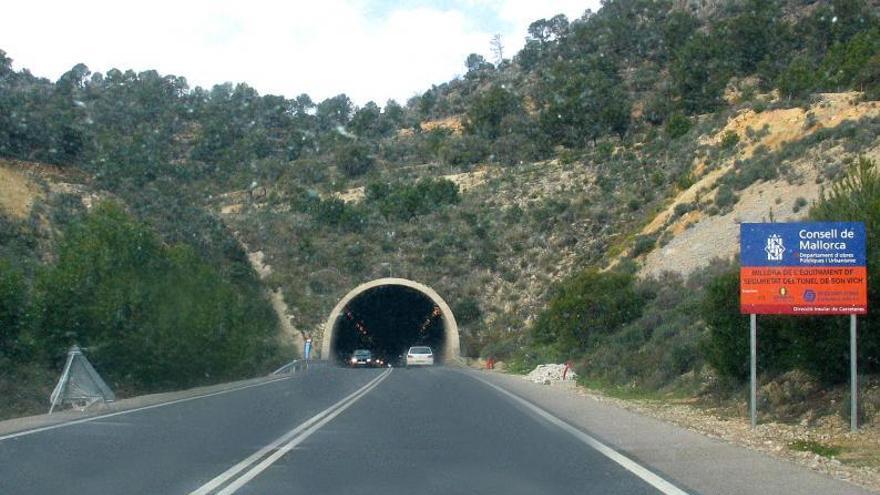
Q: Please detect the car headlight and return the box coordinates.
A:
[351,358,357,363]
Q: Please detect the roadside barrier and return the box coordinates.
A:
[271,359,310,376]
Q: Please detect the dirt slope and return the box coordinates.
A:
[637,93,880,278]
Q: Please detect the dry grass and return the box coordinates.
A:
[0,164,42,219]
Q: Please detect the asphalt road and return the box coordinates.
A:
[0,366,685,494]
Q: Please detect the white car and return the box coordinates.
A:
[405,346,434,367]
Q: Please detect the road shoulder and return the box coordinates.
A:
[469,369,876,495]
[0,372,294,439]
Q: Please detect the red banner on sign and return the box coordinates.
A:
[740,266,868,315]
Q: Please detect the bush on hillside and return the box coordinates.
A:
[464,86,521,140]
[0,259,29,361]
[297,195,365,231]
[531,269,647,358]
[810,157,880,375]
[33,202,287,392]
[664,114,692,140]
[700,268,750,380]
[437,135,489,166]
[365,178,460,220]
[335,142,375,177]
[452,296,482,327]
[631,234,657,258]
[857,54,880,100]
[579,271,707,391]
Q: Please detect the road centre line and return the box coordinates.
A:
[468,373,690,495]
[0,375,294,442]
[190,368,391,495]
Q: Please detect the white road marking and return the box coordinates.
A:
[469,374,690,495]
[0,375,294,442]
[190,368,391,495]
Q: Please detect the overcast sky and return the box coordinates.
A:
[3,0,602,106]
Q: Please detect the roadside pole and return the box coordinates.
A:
[750,313,757,429]
[851,314,858,432]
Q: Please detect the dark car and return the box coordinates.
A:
[349,349,375,367]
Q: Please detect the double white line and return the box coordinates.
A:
[190,368,391,495]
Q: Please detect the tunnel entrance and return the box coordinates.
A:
[322,278,460,364]
[333,286,445,363]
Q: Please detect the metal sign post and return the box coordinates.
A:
[851,314,858,432]
[750,314,757,428]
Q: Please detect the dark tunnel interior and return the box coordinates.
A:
[332,285,446,365]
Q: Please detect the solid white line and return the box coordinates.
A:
[0,376,293,442]
[189,368,391,495]
[216,368,391,495]
[469,374,690,495]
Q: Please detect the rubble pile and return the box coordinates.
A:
[525,364,576,385]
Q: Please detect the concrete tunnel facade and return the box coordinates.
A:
[321,278,461,362]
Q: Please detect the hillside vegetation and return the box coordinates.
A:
[0,163,291,418]
[1,0,880,421]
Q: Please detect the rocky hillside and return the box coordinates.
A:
[213,88,880,356]
[636,92,880,277]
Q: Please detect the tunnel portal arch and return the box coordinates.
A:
[321,278,460,362]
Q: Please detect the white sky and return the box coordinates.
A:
[2,0,601,106]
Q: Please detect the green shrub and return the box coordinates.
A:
[777,56,816,99]
[673,202,695,219]
[715,184,738,209]
[452,297,482,326]
[700,268,750,380]
[818,29,880,92]
[531,270,646,357]
[788,440,841,458]
[720,131,740,150]
[675,171,696,190]
[665,114,692,139]
[438,135,489,166]
[809,157,880,378]
[366,178,460,220]
[335,142,375,177]
[626,197,641,211]
[858,54,880,100]
[0,259,30,360]
[35,202,287,392]
[631,234,657,258]
[301,196,365,231]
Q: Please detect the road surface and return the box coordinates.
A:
[0,366,687,494]
[0,366,871,494]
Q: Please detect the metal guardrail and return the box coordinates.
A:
[270,359,311,376]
